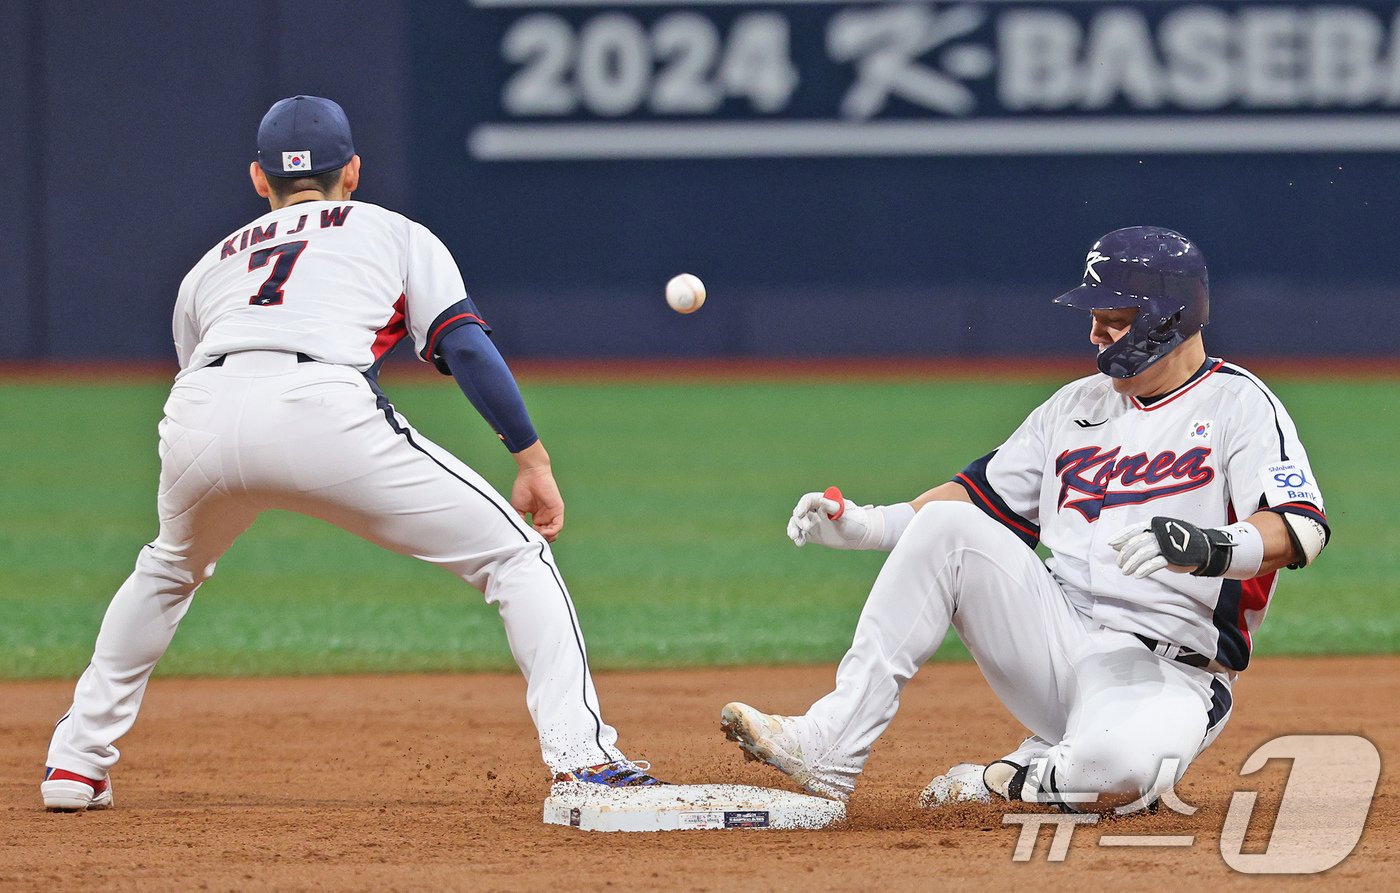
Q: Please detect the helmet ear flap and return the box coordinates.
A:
[1146,310,1182,343]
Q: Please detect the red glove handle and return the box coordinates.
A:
[824,486,844,521]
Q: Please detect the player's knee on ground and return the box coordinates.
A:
[1046,732,1188,811]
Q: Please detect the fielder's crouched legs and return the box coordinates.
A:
[460,533,627,774]
[284,405,629,776]
[47,518,251,781]
[47,401,260,781]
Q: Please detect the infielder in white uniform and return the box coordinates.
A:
[42,96,663,811]
[722,227,1330,812]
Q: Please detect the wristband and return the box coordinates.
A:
[874,503,917,551]
[1217,521,1265,580]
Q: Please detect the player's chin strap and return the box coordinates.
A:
[1149,517,1264,579]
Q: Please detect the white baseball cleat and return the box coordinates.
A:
[720,702,853,802]
[918,760,1021,808]
[42,768,114,812]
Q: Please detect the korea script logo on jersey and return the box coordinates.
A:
[1055,446,1214,522]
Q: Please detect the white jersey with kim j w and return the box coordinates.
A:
[172,200,486,376]
[954,360,1329,673]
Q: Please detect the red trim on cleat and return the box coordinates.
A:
[45,768,108,794]
[42,767,113,811]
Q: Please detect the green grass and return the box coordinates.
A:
[1,375,1395,678]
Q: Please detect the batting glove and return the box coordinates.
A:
[787,492,914,551]
[1108,522,1172,578]
[1109,517,1264,579]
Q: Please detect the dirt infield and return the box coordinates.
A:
[3,658,1396,891]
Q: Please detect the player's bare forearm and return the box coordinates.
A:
[910,481,974,512]
[1244,510,1301,575]
[513,440,551,471]
[511,441,565,541]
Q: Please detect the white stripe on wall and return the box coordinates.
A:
[468,116,1400,160]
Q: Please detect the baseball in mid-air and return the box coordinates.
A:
[665,273,706,314]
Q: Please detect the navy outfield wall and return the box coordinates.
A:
[0,0,413,363]
[3,0,1400,363]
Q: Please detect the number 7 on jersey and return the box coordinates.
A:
[248,240,308,306]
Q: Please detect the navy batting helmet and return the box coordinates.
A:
[1053,226,1209,379]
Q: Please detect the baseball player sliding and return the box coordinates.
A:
[723,227,1329,812]
[41,96,663,812]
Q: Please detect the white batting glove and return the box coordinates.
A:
[1108,522,1169,579]
[787,490,915,551]
[788,492,877,549]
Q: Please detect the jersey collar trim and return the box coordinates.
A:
[1131,358,1222,412]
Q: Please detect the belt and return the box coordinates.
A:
[1133,633,1211,669]
[207,352,316,367]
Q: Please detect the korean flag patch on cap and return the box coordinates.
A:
[282,151,311,173]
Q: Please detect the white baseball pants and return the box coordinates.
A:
[799,501,1232,808]
[48,350,623,777]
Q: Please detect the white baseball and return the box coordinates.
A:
[666,273,706,314]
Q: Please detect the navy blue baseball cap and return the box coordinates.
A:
[256,95,355,178]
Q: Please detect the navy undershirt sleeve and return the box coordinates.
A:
[438,324,539,453]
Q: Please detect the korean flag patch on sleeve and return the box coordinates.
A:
[1262,461,1322,508]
